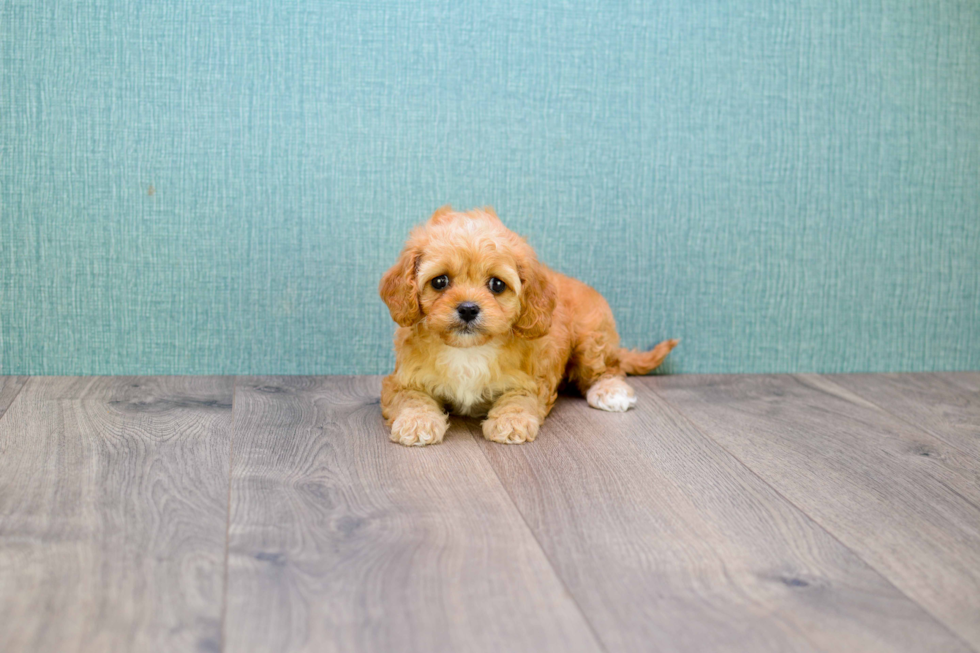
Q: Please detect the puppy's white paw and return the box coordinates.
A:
[587,377,637,413]
[483,410,540,444]
[390,407,449,447]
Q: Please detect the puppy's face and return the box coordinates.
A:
[380,207,555,348]
[416,238,523,347]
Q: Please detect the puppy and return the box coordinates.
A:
[379,206,678,446]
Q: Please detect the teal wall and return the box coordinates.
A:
[1,1,978,375]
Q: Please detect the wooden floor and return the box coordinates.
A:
[0,374,978,653]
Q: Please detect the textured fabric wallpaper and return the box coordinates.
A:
[1,1,978,375]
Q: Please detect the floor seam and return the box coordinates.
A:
[219,375,239,653]
[812,373,979,462]
[644,379,980,653]
[944,371,980,393]
[467,422,610,653]
[0,376,30,425]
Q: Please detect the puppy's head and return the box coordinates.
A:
[379,206,556,347]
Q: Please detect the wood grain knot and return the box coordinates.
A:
[255,385,287,394]
[254,551,287,566]
[109,397,232,413]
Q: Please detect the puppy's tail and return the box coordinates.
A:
[618,339,679,375]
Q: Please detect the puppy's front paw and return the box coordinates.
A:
[390,407,449,447]
[587,377,637,412]
[482,410,540,444]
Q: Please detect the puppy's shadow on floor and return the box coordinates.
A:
[442,392,585,442]
[445,415,482,440]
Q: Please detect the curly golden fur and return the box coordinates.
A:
[379,206,678,446]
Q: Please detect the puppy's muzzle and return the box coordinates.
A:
[456,302,481,323]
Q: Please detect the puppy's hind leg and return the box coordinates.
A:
[584,338,679,412]
[567,331,638,413]
[585,375,637,412]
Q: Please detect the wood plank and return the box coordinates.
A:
[225,376,601,653]
[828,373,980,461]
[0,376,234,653]
[653,373,980,650]
[0,376,28,420]
[474,382,970,652]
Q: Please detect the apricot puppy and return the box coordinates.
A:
[379,206,678,446]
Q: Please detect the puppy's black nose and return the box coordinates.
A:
[456,302,481,323]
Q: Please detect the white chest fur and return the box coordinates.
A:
[433,343,501,416]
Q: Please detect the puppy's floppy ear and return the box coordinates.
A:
[514,258,556,339]
[379,246,423,327]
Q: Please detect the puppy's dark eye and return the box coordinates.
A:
[431,275,449,291]
[488,277,506,294]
